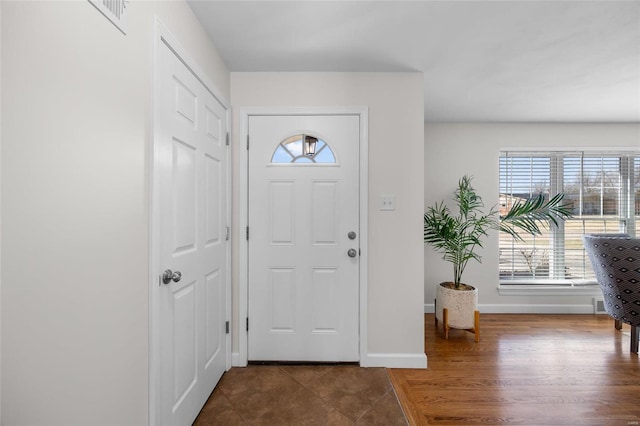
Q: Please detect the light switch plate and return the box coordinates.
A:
[380,195,395,211]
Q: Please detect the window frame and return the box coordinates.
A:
[498,149,639,290]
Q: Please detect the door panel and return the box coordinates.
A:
[157,40,228,425]
[270,181,295,244]
[205,155,221,245]
[311,268,338,331]
[172,139,197,253]
[269,268,297,332]
[172,282,197,404]
[248,115,359,362]
[204,269,222,368]
[312,181,338,244]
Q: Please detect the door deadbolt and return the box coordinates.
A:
[348,231,357,240]
[162,269,182,284]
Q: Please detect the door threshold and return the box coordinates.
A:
[248,361,359,366]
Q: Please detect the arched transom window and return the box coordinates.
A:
[270,134,336,164]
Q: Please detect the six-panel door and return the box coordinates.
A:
[248,115,360,362]
[157,40,228,425]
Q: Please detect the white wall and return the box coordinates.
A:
[424,123,640,312]
[231,73,425,363]
[1,1,229,424]
[0,2,3,421]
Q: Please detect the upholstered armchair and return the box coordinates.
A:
[583,234,640,353]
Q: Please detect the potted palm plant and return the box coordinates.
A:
[424,175,571,341]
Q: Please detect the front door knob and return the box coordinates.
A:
[347,248,357,258]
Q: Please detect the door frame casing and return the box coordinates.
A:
[237,107,369,366]
[149,18,232,425]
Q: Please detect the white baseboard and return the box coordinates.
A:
[364,353,427,369]
[231,352,246,367]
[424,303,594,314]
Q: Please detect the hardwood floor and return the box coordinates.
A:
[389,314,640,426]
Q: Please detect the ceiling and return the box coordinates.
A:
[187,1,640,123]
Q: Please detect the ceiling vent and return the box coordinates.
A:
[88,0,128,34]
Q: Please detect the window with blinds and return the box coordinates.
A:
[499,151,638,285]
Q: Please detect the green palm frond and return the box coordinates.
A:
[499,193,572,240]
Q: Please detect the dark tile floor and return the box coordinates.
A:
[193,365,408,425]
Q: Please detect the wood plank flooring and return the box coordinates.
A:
[389,314,640,426]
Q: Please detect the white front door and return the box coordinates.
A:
[156,40,228,425]
[248,115,360,362]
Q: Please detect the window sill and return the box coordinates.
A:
[497,282,603,296]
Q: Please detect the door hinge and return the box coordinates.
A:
[246,226,249,241]
[246,134,250,150]
[226,132,230,146]
[225,226,230,241]
[225,321,230,334]
[246,317,249,331]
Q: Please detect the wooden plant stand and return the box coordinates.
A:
[435,307,480,343]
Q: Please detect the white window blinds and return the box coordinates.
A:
[499,151,638,284]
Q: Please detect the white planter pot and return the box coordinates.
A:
[435,282,478,330]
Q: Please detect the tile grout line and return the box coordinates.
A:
[353,387,391,424]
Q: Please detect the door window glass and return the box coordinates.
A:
[270,134,336,164]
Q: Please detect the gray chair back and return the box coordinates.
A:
[582,234,640,327]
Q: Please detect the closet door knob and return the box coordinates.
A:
[162,269,182,284]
